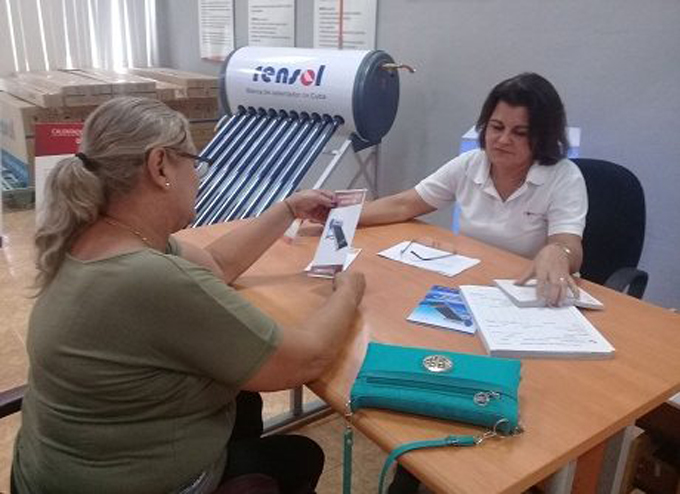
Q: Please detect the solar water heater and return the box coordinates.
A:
[193,47,407,226]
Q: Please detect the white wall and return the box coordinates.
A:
[158,0,680,308]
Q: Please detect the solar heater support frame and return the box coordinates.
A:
[312,137,352,189]
[347,143,380,198]
[312,136,379,198]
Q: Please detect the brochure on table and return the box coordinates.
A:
[377,241,480,277]
[308,189,366,277]
[305,248,362,278]
[460,285,614,359]
[494,279,605,310]
[407,285,477,335]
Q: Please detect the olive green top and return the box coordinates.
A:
[13,240,280,493]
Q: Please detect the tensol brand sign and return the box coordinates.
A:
[252,65,326,86]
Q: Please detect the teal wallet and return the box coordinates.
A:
[345,342,522,493]
[349,342,522,434]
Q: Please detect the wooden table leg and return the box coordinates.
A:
[572,442,607,493]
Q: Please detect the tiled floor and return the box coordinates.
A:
[0,209,389,494]
[0,209,34,494]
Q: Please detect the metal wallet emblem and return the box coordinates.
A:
[422,355,453,373]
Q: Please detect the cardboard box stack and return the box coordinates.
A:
[1,68,220,194]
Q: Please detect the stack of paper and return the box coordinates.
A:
[494,279,604,310]
[460,285,615,359]
[377,241,480,277]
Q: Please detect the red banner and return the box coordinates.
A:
[34,123,84,157]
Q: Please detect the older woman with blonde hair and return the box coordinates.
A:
[12,97,365,494]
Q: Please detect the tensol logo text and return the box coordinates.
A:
[252,65,326,86]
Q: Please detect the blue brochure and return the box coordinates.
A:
[407,285,476,334]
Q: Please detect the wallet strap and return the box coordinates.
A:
[343,424,353,494]
[342,422,480,494]
[377,434,477,494]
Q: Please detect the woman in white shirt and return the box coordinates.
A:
[361,72,587,308]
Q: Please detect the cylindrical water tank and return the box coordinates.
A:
[220,47,400,143]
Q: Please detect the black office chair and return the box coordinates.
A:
[572,158,648,299]
[0,385,25,418]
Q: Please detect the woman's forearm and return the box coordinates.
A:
[296,284,361,378]
[547,233,583,274]
[360,189,435,226]
[242,276,364,391]
[205,201,294,283]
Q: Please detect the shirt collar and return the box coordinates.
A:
[469,153,491,185]
[525,162,551,185]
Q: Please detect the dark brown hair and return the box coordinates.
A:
[476,72,569,166]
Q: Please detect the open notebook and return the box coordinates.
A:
[460,285,614,359]
[494,279,604,310]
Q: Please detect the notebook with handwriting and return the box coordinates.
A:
[460,285,614,359]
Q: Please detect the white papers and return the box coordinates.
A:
[309,189,366,276]
[377,241,480,278]
[460,285,615,359]
[199,0,235,60]
[305,248,362,278]
[248,0,295,47]
[313,0,377,49]
[494,279,604,310]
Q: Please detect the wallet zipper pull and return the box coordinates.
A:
[473,391,500,407]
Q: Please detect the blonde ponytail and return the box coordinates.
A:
[34,157,104,289]
[34,96,192,291]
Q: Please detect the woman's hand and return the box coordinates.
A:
[516,243,579,306]
[333,271,366,306]
[286,190,337,223]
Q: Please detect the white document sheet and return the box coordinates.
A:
[313,0,377,49]
[198,0,235,60]
[248,0,295,47]
[377,241,480,278]
[460,285,615,359]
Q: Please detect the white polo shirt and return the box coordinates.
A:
[415,149,587,259]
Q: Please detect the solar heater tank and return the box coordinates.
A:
[220,46,400,144]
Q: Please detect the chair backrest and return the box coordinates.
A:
[572,158,646,285]
[0,384,25,419]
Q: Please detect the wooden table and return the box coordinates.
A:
[176,221,680,494]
